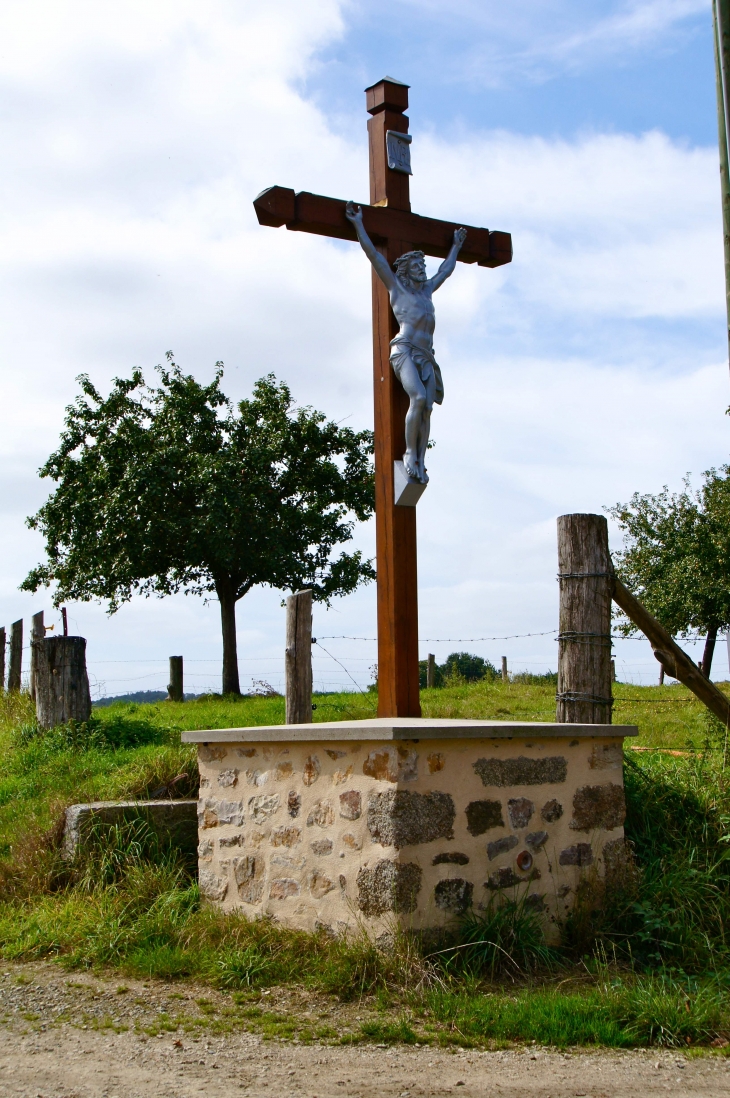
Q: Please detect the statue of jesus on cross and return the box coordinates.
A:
[346,201,467,484]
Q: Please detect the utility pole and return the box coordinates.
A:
[713,0,730,366]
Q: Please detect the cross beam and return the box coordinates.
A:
[253,78,512,717]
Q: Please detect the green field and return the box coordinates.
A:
[1,681,729,1049]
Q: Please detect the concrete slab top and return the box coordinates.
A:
[181,717,638,744]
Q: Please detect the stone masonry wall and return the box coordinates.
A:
[195,735,628,940]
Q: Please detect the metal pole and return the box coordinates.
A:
[713,0,730,365]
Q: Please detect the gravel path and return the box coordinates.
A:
[1,962,729,1097]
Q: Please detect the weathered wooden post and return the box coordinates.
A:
[168,656,184,702]
[501,656,508,683]
[29,610,44,701]
[8,619,22,692]
[557,514,613,724]
[0,627,5,691]
[35,636,91,729]
[426,653,436,688]
[285,589,312,724]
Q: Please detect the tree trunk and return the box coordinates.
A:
[35,636,91,729]
[702,625,719,679]
[217,579,241,696]
[556,514,613,724]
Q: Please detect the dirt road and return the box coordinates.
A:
[0,962,728,1097]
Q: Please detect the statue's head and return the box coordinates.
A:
[394,250,426,285]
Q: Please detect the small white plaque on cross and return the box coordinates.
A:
[386,130,412,175]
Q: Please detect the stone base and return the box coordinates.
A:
[62,800,198,862]
[183,719,636,941]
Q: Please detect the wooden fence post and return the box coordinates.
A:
[168,656,184,702]
[426,653,436,689]
[35,636,91,729]
[285,589,313,724]
[30,610,44,701]
[8,619,22,692]
[501,656,508,683]
[0,627,5,691]
[556,514,613,724]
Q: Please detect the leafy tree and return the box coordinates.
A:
[22,356,375,694]
[418,651,498,688]
[608,470,730,677]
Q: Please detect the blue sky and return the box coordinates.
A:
[0,0,727,697]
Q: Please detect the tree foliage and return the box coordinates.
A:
[22,356,375,693]
[608,470,730,676]
[418,651,499,688]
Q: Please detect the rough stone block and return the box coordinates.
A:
[432,851,469,865]
[311,839,333,856]
[356,859,422,916]
[507,797,534,829]
[248,794,279,823]
[434,878,473,914]
[219,834,244,849]
[234,855,264,904]
[465,799,504,835]
[487,834,518,861]
[559,843,593,867]
[541,799,563,822]
[218,769,239,788]
[303,755,321,785]
[571,784,625,831]
[307,800,335,828]
[473,756,567,787]
[367,790,455,848]
[287,791,301,818]
[270,878,300,900]
[486,866,521,890]
[310,870,336,898]
[525,830,548,851]
[270,826,301,848]
[199,869,228,901]
[63,800,198,862]
[339,790,362,820]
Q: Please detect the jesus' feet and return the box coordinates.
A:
[404,452,419,480]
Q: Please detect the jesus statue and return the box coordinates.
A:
[345,201,467,484]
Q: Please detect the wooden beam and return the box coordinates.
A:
[285,589,313,724]
[252,187,512,268]
[612,574,730,726]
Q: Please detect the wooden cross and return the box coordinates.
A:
[254,77,512,718]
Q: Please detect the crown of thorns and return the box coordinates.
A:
[393,250,425,278]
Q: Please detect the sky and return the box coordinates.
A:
[0,0,728,698]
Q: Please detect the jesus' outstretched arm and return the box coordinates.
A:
[345,202,397,292]
[427,227,468,292]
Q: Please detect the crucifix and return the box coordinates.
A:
[254,77,512,718]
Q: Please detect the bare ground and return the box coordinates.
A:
[0,962,729,1098]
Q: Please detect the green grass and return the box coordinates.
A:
[1,682,730,1048]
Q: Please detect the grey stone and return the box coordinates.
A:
[217,769,239,788]
[434,878,473,914]
[356,859,422,916]
[367,790,455,848]
[525,892,547,912]
[571,784,625,831]
[396,748,418,781]
[269,878,300,900]
[287,791,301,818]
[197,839,213,860]
[432,852,469,865]
[339,790,362,820]
[219,834,244,849]
[307,800,335,828]
[525,830,548,852]
[559,843,593,867]
[465,799,504,835]
[486,834,518,861]
[311,839,333,856]
[248,794,280,824]
[199,870,228,901]
[62,800,198,862]
[507,797,534,829]
[270,825,301,847]
[473,756,567,787]
[234,855,264,904]
[541,799,563,823]
[310,870,336,899]
[485,867,522,890]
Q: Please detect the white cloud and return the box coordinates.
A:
[0,0,726,694]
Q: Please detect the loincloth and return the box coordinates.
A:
[389,338,444,406]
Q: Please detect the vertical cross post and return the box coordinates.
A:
[8,619,22,693]
[366,78,421,718]
[285,588,313,724]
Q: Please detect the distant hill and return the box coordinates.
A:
[94,690,171,707]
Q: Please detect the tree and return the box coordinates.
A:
[418,651,498,688]
[608,470,730,677]
[22,356,375,694]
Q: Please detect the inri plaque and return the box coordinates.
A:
[386,130,412,175]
